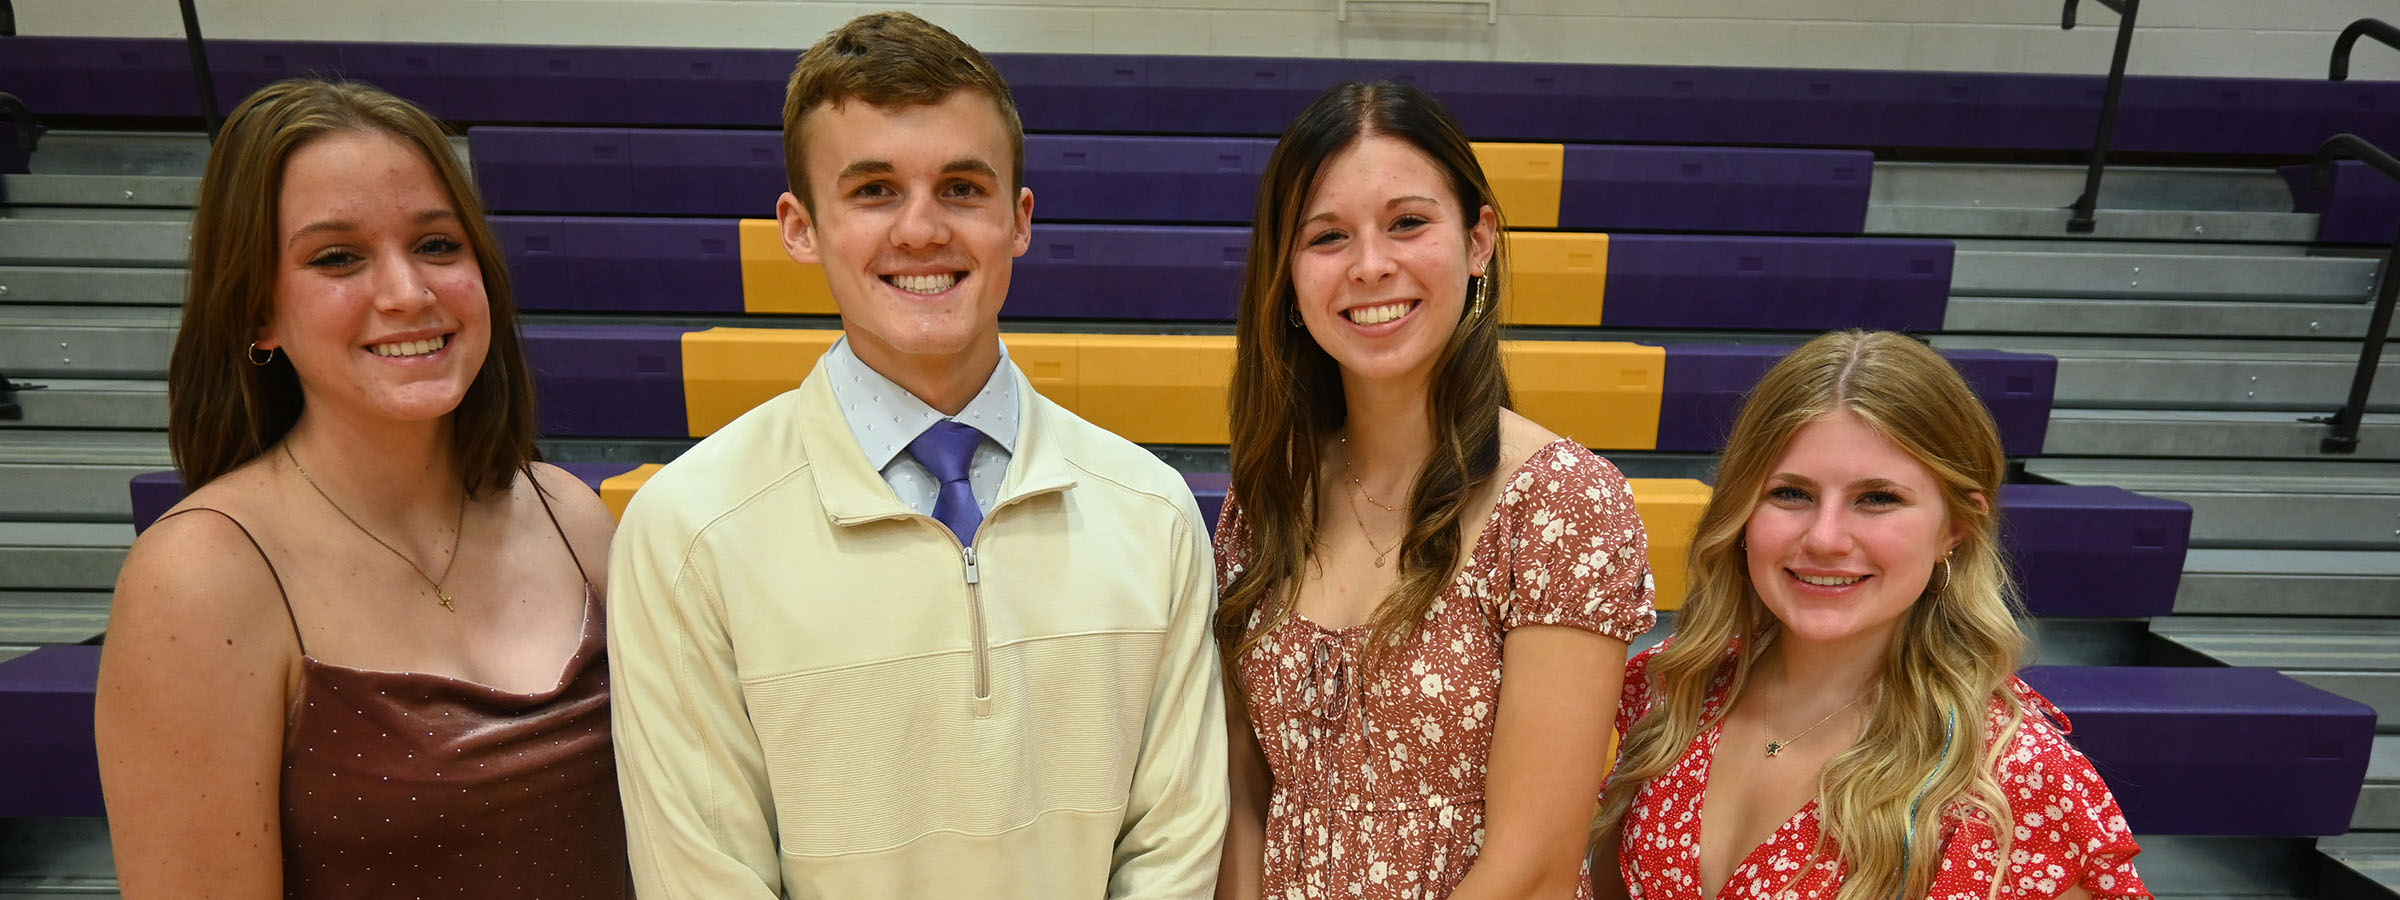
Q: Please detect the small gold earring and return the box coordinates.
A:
[246,341,277,366]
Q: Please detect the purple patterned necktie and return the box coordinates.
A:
[906,420,986,543]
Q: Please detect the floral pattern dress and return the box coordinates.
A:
[1217,439,1659,899]
[1609,645,2151,900]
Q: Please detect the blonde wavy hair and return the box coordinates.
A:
[1593,331,2029,900]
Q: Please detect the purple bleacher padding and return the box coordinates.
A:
[494,217,746,315]
[1185,472,1230,532]
[521,324,693,437]
[472,126,787,216]
[2282,160,2400,246]
[1024,135,1274,223]
[1603,236,1951,332]
[1559,146,1870,234]
[1654,344,2054,456]
[13,38,2400,155]
[129,470,187,534]
[1008,225,1246,320]
[2019,666,2374,836]
[1999,484,2190,618]
[0,645,105,817]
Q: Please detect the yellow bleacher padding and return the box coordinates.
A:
[1626,478,1711,612]
[680,329,1661,450]
[598,464,667,521]
[681,327,843,435]
[1501,232,1610,327]
[1470,142,1564,230]
[1502,340,1662,451]
[738,219,840,315]
[1069,334,1237,445]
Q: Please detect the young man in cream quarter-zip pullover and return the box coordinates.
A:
[606,12,1228,899]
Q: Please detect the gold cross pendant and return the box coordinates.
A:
[437,592,456,612]
[1765,741,1785,757]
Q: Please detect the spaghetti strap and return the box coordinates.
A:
[155,507,307,654]
[527,466,594,591]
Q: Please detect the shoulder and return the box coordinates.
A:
[112,501,299,668]
[1034,395,1203,526]
[1497,411,1635,511]
[620,394,812,532]
[521,463,616,568]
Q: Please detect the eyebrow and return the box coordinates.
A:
[1300,194,1444,229]
[1769,473,1912,493]
[284,208,461,249]
[834,158,1001,182]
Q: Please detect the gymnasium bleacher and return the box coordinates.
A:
[3,16,2399,899]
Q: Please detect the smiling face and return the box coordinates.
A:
[1744,408,1966,652]
[259,128,490,429]
[1288,134,1496,390]
[778,89,1032,385]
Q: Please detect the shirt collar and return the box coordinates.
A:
[823,336,1021,470]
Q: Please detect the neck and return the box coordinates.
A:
[1338,370,1435,493]
[1757,625,1894,709]
[281,406,465,526]
[848,332,1001,416]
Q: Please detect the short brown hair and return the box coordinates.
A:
[168,78,538,496]
[780,11,1025,210]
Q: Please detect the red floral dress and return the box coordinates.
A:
[1217,439,1659,899]
[1608,645,2151,900]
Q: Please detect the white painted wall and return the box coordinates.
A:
[19,0,2400,81]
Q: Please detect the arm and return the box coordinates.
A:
[607,496,782,899]
[1108,509,1232,899]
[95,513,295,899]
[1213,673,1271,900]
[1447,625,1630,900]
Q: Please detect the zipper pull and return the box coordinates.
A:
[961,546,980,585]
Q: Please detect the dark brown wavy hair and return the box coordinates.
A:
[167,78,537,496]
[1219,80,1513,666]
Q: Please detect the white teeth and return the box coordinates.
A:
[1344,301,1412,325]
[370,335,447,358]
[888,273,959,294]
[1796,573,1866,587]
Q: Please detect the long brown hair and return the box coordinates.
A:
[1219,80,1513,665]
[168,78,537,496]
[1593,331,2026,900]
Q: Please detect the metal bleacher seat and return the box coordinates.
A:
[6,31,2400,896]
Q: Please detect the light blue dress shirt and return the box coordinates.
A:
[822,336,1019,517]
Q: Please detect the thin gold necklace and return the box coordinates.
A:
[1764,688,1871,757]
[1336,437,1402,513]
[1341,484,1396,568]
[285,443,467,612]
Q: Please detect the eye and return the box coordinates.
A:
[1766,485,1810,504]
[1304,229,1347,248]
[1389,214,1430,232]
[305,249,362,269]
[941,179,987,200]
[417,236,464,256]
[852,181,895,199]
[1857,491,1905,509]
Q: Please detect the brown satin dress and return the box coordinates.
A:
[163,485,631,899]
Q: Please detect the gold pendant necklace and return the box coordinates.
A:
[1765,689,1870,757]
[286,444,467,611]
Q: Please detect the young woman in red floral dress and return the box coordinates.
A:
[1591,331,2148,900]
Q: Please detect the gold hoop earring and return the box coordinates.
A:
[1927,554,1953,599]
[246,341,277,366]
[1466,273,1491,322]
[1288,303,1304,329]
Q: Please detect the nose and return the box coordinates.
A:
[1349,232,1397,284]
[891,192,950,249]
[1798,504,1854,559]
[375,258,439,314]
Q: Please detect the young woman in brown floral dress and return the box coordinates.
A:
[1213,80,1659,900]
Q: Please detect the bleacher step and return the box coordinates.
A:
[2319,832,2400,900]
[2149,617,2400,732]
[2359,736,2400,831]
[1932,336,2400,412]
[0,432,170,522]
[0,174,198,209]
[0,591,112,648]
[0,523,135,596]
[0,816,114,899]
[0,267,184,307]
[0,380,165,431]
[2042,409,2400,460]
[2175,549,2400,616]
[2026,458,2400,550]
[0,306,178,379]
[0,219,189,268]
[1943,296,2400,340]
[1951,248,2377,303]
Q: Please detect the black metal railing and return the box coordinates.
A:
[2061,0,2142,234]
[2330,18,2400,81]
[177,0,224,139]
[2304,134,2400,454]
